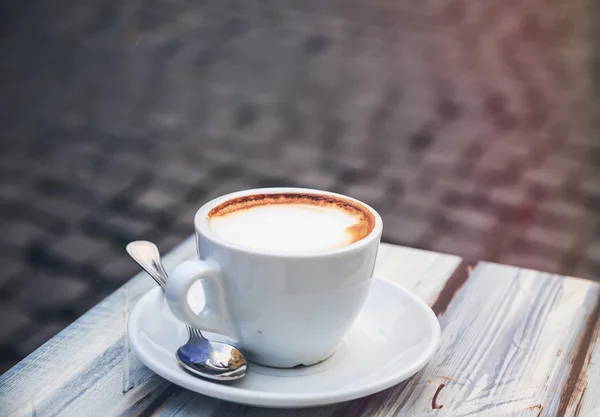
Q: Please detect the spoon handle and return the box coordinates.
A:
[126,241,169,289]
[127,240,210,344]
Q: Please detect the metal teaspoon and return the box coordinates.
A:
[126,240,247,381]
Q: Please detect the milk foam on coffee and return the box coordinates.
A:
[208,194,374,253]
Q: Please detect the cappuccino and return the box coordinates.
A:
[208,193,375,253]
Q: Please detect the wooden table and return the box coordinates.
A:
[1,238,599,416]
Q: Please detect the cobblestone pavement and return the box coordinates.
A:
[1,0,599,372]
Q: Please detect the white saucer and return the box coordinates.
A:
[128,277,440,408]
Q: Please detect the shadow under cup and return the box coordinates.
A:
[170,187,383,368]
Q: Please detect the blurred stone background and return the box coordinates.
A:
[0,0,598,372]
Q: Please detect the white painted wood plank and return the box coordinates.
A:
[364,263,600,416]
[375,243,462,304]
[2,240,599,417]
[0,242,461,417]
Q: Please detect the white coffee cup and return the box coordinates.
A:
[164,187,383,368]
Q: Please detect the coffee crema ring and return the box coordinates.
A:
[208,193,375,250]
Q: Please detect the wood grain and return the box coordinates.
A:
[1,240,600,417]
[369,264,600,416]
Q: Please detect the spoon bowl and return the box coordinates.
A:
[176,327,247,381]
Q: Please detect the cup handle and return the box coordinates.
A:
[164,259,237,339]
